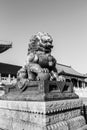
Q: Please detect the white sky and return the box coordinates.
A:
[0,0,87,74]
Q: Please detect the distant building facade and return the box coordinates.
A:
[56,63,86,88]
[0,63,21,84]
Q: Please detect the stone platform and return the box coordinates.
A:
[0,99,87,130]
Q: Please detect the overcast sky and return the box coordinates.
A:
[0,0,87,74]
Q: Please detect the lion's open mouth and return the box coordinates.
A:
[40,42,53,49]
[45,44,53,49]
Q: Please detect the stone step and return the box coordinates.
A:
[77,125,87,130]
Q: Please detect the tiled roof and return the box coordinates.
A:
[56,63,86,78]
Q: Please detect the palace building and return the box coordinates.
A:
[0,40,86,86]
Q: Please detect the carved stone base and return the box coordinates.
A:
[47,116,87,130]
[0,81,78,101]
[0,99,86,130]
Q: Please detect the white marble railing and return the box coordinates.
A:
[74,87,87,98]
[0,76,17,85]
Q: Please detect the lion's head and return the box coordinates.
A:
[28,32,53,53]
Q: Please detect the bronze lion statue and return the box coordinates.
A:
[17,32,59,89]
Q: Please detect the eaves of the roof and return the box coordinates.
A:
[0,41,12,53]
[0,62,21,75]
[56,63,86,78]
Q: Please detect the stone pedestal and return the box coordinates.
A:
[0,81,86,130]
[0,99,87,130]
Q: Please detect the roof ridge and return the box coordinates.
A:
[57,63,71,68]
[0,40,12,45]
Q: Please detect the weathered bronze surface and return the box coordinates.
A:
[17,32,59,86]
[0,32,79,101]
